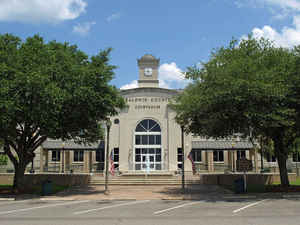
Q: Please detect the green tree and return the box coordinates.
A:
[173,36,300,187]
[0,155,8,166]
[0,34,125,191]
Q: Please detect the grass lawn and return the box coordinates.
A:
[225,177,300,193]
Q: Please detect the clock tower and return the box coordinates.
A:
[137,54,159,88]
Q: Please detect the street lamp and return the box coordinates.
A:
[61,141,65,173]
[181,125,185,193]
[104,118,112,195]
[260,136,264,173]
[30,152,35,174]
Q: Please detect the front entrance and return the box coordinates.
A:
[134,119,162,172]
[136,148,162,171]
[141,153,155,171]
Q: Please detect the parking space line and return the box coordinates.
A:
[233,199,268,214]
[0,199,32,206]
[74,200,150,215]
[0,200,89,215]
[154,201,200,215]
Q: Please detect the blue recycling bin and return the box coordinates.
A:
[42,180,52,196]
[234,178,245,194]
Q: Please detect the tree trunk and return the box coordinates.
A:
[13,164,27,192]
[274,137,290,187]
[277,155,289,187]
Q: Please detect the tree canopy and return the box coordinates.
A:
[0,34,125,190]
[172,36,300,186]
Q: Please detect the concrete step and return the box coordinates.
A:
[89,178,203,185]
[89,181,202,185]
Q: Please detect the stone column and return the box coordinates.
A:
[89,151,92,173]
[128,148,133,171]
[254,148,259,173]
[228,151,232,171]
[40,148,44,173]
[83,151,89,173]
[59,151,64,173]
[164,148,169,171]
[207,151,214,172]
[233,151,237,172]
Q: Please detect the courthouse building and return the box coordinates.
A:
[38,54,260,175]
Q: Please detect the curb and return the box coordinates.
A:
[223,195,257,199]
[0,198,15,201]
[39,198,76,201]
[282,195,300,198]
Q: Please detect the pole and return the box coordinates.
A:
[243,171,247,192]
[61,142,65,173]
[181,125,185,192]
[260,137,264,173]
[30,158,34,173]
[104,119,111,195]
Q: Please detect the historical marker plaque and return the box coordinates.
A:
[236,158,253,172]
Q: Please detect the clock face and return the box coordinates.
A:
[144,68,152,76]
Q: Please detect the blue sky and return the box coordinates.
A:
[1,0,300,89]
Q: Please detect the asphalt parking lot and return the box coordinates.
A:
[0,197,299,225]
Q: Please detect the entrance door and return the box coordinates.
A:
[135,148,161,171]
[134,119,162,171]
[141,153,155,172]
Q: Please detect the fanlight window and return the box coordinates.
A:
[135,119,161,132]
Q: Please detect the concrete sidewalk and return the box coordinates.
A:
[41,184,233,201]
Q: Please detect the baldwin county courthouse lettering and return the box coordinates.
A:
[23,54,299,175]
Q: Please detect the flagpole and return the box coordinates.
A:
[181,125,185,193]
[104,118,111,195]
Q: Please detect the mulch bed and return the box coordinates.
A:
[0,187,37,195]
[265,185,300,192]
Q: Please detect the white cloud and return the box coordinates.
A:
[120,62,189,90]
[249,17,300,48]
[235,0,300,19]
[73,21,96,36]
[106,13,121,22]
[158,62,189,89]
[0,0,87,23]
[235,0,300,11]
[237,0,300,48]
[120,80,138,90]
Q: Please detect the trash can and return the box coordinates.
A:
[234,178,245,194]
[42,180,52,196]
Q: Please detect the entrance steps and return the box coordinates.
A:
[89,173,202,185]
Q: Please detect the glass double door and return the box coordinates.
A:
[141,154,155,171]
[135,148,162,171]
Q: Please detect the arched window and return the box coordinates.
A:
[134,119,162,171]
[135,119,161,132]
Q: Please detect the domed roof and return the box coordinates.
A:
[140,54,156,61]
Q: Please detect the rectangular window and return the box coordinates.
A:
[213,151,224,162]
[142,135,148,145]
[51,150,60,162]
[113,148,119,169]
[237,150,246,160]
[96,149,104,162]
[155,135,161,145]
[191,149,202,162]
[149,135,155,145]
[293,152,300,162]
[74,150,84,162]
[177,148,183,169]
[95,149,104,171]
[135,135,141,145]
[265,152,276,162]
